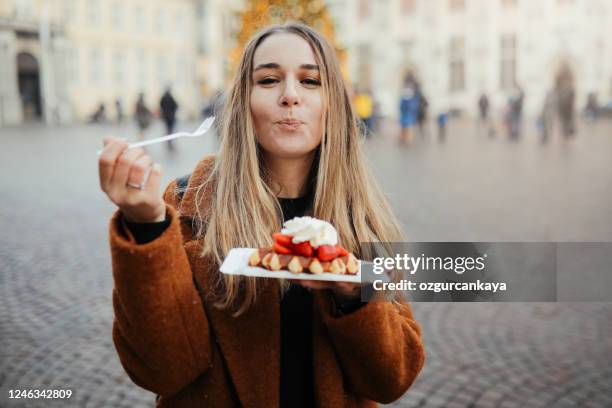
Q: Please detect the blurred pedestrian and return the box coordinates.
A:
[508,84,524,139]
[478,93,490,121]
[399,76,420,144]
[416,88,428,137]
[437,111,448,141]
[160,88,179,151]
[89,103,107,123]
[115,98,124,124]
[539,89,556,143]
[478,93,495,137]
[584,93,599,122]
[556,68,575,138]
[135,93,153,141]
[354,88,374,137]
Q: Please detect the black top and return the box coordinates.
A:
[277,190,315,408]
[123,183,364,407]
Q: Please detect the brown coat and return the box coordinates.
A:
[109,155,425,407]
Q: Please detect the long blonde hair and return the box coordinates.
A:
[194,22,405,315]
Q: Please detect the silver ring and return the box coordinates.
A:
[126,181,145,190]
[126,166,153,191]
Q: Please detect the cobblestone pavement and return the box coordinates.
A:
[1,118,611,407]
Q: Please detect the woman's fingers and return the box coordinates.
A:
[147,163,163,194]
[110,147,145,189]
[127,154,152,187]
[98,137,128,191]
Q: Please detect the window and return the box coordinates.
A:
[500,34,516,89]
[156,54,167,84]
[358,0,370,22]
[111,1,123,30]
[89,48,102,85]
[449,37,465,91]
[401,0,416,15]
[113,50,124,86]
[358,44,372,89]
[137,49,147,88]
[87,0,100,26]
[64,0,77,24]
[134,6,145,33]
[449,0,465,12]
[154,9,165,33]
[174,11,185,38]
[68,47,79,84]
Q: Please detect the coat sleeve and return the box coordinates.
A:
[314,291,425,404]
[109,181,212,396]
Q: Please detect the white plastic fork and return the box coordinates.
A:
[96,116,215,155]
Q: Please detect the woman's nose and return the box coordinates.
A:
[279,80,301,106]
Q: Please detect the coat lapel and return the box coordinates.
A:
[312,291,345,407]
[180,155,281,407]
[197,260,280,408]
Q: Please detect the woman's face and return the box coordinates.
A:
[250,33,325,159]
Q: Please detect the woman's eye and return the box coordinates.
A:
[302,78,321,86]
[257,78,278,85]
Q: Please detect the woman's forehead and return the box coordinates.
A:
[253,33,318,70]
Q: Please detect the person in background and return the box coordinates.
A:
[478,93,495,137]
[415,86,428,137]
[135,93,153,142]
[115,98,124,124]
[354,88,374,137]
[539,89,556,143]
[89,103,107,123]
[160,88,179,151]
[399,76,420,144]
[508,84,524,139]
[584,93,599,122]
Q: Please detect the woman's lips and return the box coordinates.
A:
[276,121,304,131]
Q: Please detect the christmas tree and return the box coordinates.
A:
[230,0,346,77]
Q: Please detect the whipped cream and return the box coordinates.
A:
[281,216,338,248]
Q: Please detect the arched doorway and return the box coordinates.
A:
[17,52,42,121]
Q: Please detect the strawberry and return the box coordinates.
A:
[292,241,314,257]
[273,242,292,255]
[336,244,349,256]
[272,233,293,247]
[316,245,340,261]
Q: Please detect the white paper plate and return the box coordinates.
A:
[220,248,365,283]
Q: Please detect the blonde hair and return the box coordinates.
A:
[194,22,405,315]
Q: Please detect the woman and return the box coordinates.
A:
[399,77,420,144]
[135,92,153,141]
[98,22,424,407]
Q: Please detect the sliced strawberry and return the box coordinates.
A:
[273,242,292,255]
[316,245,339,261]
[292,241,314,257]
[336,245,349,256]
[272,233,292,247]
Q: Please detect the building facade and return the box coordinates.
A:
[0,0,242,125]
[327,0,612,119]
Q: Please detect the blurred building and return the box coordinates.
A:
[327,0,612,119]
[0,0,242,125]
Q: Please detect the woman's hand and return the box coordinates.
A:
[289,279,361,301]
[98,136,166,223]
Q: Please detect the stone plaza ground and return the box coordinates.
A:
[1,117,611,407]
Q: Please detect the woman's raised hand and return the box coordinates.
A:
[98,136,166,223]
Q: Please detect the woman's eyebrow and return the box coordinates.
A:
[253,63,320,72]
